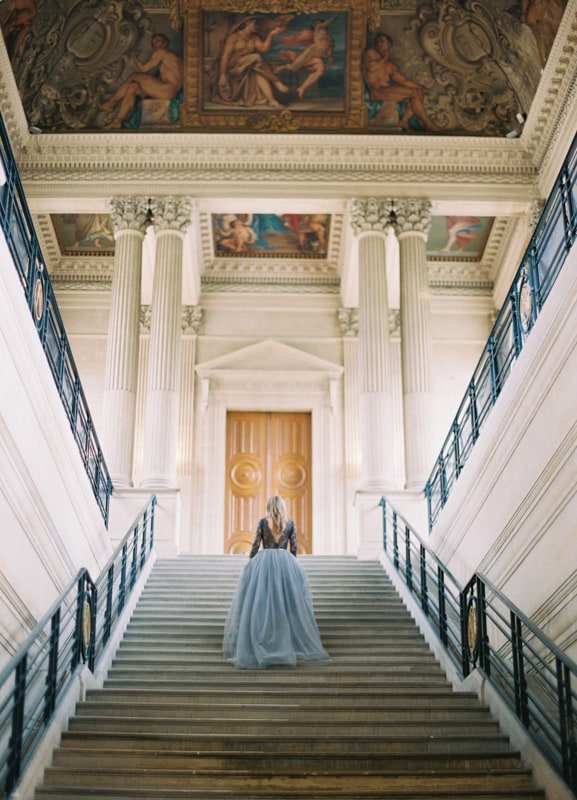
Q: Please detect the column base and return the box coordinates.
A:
[354,489,386,559]
[139,476,178,491]
[109,487,181,558]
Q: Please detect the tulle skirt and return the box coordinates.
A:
[223,549,330,669]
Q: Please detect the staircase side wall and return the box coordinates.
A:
[429,241,577,662]
[0,230,113,670]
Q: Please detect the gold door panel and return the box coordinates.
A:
[225,412,312,554]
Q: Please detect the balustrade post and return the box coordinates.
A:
[140,514,147,570]
[527,243,542,315]
[44,609,60,722]
[439,454,447,508]
[439,567,450,652]
[104,565,114,645]
[405,526,412,591]
[556,659,577,791]
[477,578,491,677]
[420,544,428,615]
[469,382,479,443]
[130,527,138,589]
[459,586,470,677]
[6,656,26,793]
[379,497,387,552]
[150,496,157,550]
[393,511,399,569]
[425,482,433,533]
[87,582,96,673]
[560,168,573,248]
[511,284,524,357]
[72,577,84,671]
[119,543,128,613]
[511,612,529,725]
[488,337,500,403]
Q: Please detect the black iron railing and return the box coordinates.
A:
[381,496,577,794]
[0,495,156,798]
[425,133,577,532]
[0,113,112,525]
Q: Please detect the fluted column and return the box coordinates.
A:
[101,197,149,487]
[338,307,361,551]
[179,306,204,476]
[394,198,433,489]
[140,197,192,489]
[349,198,396,490]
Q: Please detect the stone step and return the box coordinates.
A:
[114,644,438,658]
[120,630,427,644]
[110,653,441,668]
[40,765,538,793]
[85,687,483,707]
[67,714,501,737]
[35,789,547,799]
[74,699,494,723]
[131,613,415,624]
[57,729,518,755]
[52,746,526,773]
[124,620,421,634]
[102,673,453,689]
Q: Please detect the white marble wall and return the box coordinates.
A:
[54,281,494,557]
[429,244,577,662]
[0,232,112,668]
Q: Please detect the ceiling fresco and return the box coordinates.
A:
[212,213,331,258]
[427,216,493,260]
[0,0,565,137]
[51,213,115,256]
[50,212,494,264]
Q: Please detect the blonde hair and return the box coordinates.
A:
[266,495,287,534]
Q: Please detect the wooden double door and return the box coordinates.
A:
[224,411,312,554]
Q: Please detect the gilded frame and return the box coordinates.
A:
[183,0,377,133]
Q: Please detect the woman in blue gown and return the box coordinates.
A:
[223,496,330,669]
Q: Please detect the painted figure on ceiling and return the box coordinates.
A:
[99,33,183,129]
[274,14,338,100]
[0,0,36,60]
[441,217,483,253]
[362,32,439,131]
[217,216,258,253]
[209,14,292,109]
[520,0,564,67]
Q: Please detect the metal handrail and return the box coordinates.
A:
[0,112,112,525]
[0,495,156,798]
[425,132,577,531]
[381,496,577,793]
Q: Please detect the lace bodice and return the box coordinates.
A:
[249,517,297,558]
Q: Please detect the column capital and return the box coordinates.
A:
[348,197,394,238]
[182,305,204,335]
[151,196,193,234]
[392,198,432,239]
[110,196,150,235]
[337,307,359,336]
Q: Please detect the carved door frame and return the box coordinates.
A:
[194,340,345,556]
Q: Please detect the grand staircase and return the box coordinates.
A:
[35,555,546,799]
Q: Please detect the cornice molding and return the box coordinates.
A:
[14,138,540,189]
[200,276,340,293]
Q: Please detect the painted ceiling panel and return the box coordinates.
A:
[1,0,564,137]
